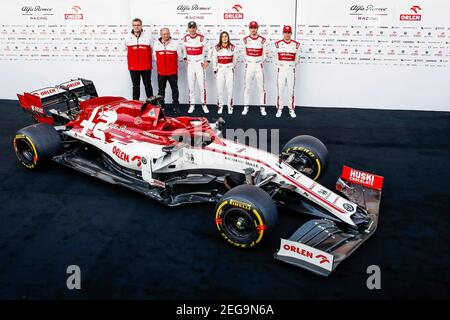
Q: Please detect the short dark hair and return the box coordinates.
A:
[132,18,142,25]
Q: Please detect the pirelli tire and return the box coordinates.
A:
[13,123,62,170]
[282,135,329,181]
[215,184,278,248]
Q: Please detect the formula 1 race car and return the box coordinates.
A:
[14,78,384,276]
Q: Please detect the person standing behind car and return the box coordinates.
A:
[242,21,268,116]
[153,28,182,114]
[273,25,300,118]
[210,31,237,115]
[183,21,210,114]
[125,18,153,100]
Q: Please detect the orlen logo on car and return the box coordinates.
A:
[33,88,57,97]
[283,244,314,259]
[282,244,331,265]
[315,254,330,265]
[112,146,142,167]
[112,145,130,162]
[400,5,422,21]
[66,80,81,88]
[65,5,83,20]
[224,4,244,19]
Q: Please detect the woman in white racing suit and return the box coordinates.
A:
[210,31,237,114]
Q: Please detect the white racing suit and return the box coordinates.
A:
[242,35,267,106]
[210,44,237,108]
[183,33,209,105]
[273,39,301,111]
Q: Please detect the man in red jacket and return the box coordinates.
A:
[125,18,153,100]
[153,28,182,114]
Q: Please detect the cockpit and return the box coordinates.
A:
[140,99,189,132]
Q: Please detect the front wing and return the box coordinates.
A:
[274,166,384,276]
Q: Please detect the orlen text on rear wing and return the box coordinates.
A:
[17,78,98,124]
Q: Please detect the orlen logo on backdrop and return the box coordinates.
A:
[224,4,244,19]
[400,5,422,21]
[65,5,83,20]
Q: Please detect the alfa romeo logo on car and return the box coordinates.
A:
[343,203,355,212]
[134,116,142,125]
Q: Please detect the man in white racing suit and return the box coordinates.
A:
[273,25,301,118]
[183,21,210,114]
[242,21,267,116]
[210,31,237,114]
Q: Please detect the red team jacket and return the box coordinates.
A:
[153,38,181,76]
[126,31,152,71]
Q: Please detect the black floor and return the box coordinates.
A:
[1,100,449,299]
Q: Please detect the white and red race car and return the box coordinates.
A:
[14,79,384,276]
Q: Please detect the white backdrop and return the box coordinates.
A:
[296,0,450,110]
[0,0,449,111]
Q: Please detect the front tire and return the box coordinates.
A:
[13,123,62,170]
[281,135,329,180]
[215,184,278,248]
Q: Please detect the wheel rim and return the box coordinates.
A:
[222,208,256,243]
[15,138,35,165]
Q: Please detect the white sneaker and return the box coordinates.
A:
[276,108,283,118]
[227,106,233,114]
[289,109,296,118]
[202,104,209,113]
[260,107,267,116]
[217,105,223,114]
[187,105,195,113]
[242,106,249,115]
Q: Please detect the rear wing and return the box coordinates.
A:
[17,78,98,123]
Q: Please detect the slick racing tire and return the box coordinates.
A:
[282,135,329,180]
[13,123,62,170]
[215,184,278,248]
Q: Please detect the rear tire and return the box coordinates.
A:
[282,135,329,180]
[215,184,278,248]
[13,123,62,170]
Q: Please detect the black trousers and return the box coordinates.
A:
[129,70,153,100]
[158,74,179,107]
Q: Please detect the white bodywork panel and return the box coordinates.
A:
[63,125,357,226]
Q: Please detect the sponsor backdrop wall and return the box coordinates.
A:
[0,0,449,111]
